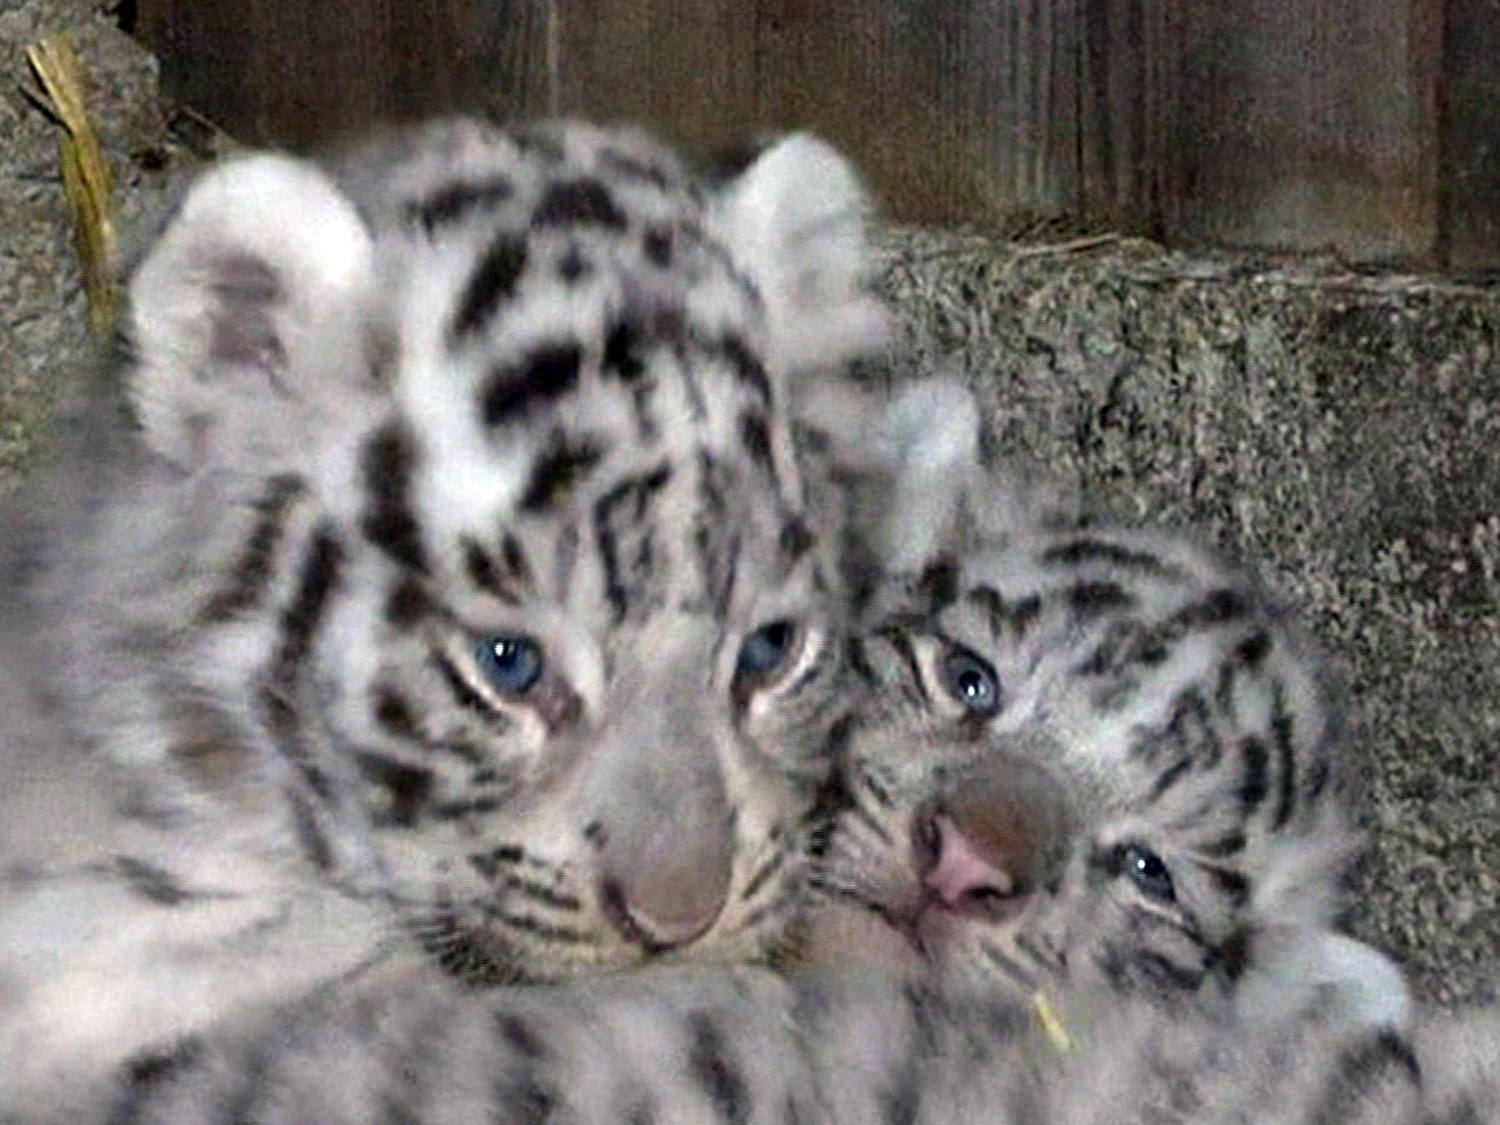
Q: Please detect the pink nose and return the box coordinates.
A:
[917,814,1018,906]
[914,812,1027,910]
[912,757,1073,913]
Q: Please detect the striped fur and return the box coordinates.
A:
[0,119,886,1107]
[35,959,1500,1125]
[810,507,1373,1017]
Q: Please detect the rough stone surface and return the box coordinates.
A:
[1,0,1496,1007]
[0,0,195,493]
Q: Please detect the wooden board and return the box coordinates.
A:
[136,0,1483,265]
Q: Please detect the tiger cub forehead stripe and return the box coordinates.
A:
[480,342,582,427]
[360,421,427,572]
[517,433,606,513]
[407,175,515,232]
[451,233,528,339]
[197,472,307,624]
[532,178,628,229]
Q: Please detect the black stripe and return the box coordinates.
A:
[272,526,344,688]
[1145,757,1193,804]
[687,1011,751,1125]
[968,586,1043,641]
[197,473,306,622]
[430,650,511,731]
[1239,736,1270,813]
[1425,1098,1485,1125]
[451,232,528,339]
[846,800,896,847]
[372,685,421,739]
[1197,831,1246,856]
[360,422,427,572]
[739,409,773,470]
[592,463,673,620]
[915,557,960,613]
[1205,864,1251,908]
[408,176,513,232]
[1269,681,1298,829]
[1235,629,1272,666]
[356,751,433,828]
[714,332,771,403]
[501,532,534,587]
[384,576,431,629]
[519,432,604,512]
[480,342,582,427]
[109,1041,204,1125]
[1308,1031,1421,1125]
[431,794,504,819]
[1065,581,1133,618]
[490,910,589,943]
[642,224,674,266]
[461,535,520,603]
[556,243,592,283]
[473,843,526,869]
[114,857,192,906]
[778,516,815,564]
[1131,948,1205,990]
[287,785,335,869]
[495,1012,548,1060]
[875,626,928,705]
[1041,537,1172,573]
[532,178,626,229]
[1175,587,1250,629]
[603,319,646,382]
[599,146,675,190]
[492,1068,556,1125]
[739,846,786,902]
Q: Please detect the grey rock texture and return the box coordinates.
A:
[0,0,1495,1006]
[0,0,191,493]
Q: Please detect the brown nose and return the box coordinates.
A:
[595,800,734,952]
[600,870,729,952]
[913,758,1073,912]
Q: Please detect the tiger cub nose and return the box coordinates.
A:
[600,873,729,951]
[913,758,1073,913]
[913,811,1027,909]
[598,821,734,952]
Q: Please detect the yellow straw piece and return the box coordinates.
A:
[27,32,116,337]
[1031,990,1074,1053]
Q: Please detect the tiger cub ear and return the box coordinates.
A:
[127,154,377,471]
[711,132,888,376]
[1236,927,1411,1033]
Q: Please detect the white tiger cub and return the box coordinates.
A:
[807,443,1387,1025]
[0,118,890,1108]
[19,372,1497,1124]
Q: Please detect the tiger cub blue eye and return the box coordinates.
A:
[475,634,544,695]
[736,620,799,681]
[1116,842,1175,902]
[939,646,1001,716]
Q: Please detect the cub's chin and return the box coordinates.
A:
[795,900,929,979]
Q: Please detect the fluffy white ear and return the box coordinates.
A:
[712,133,888,375]
[128,154,376,470]
[1236,927,1411,1033]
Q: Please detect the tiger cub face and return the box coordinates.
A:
[810,507,1394,1023]
[104,119,887,981]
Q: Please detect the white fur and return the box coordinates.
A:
[129,155,376,471]
[713,133,888,374]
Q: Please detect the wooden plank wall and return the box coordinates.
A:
[137,0,1489,268]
